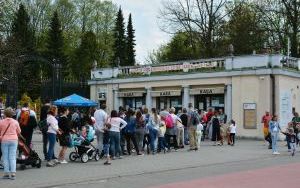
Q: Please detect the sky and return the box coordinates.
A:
[111,0,170,64]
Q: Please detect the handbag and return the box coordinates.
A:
[0,123,11,142]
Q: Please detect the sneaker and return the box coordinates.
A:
[10,174,16,180]
[137,153,144,156]
[272,152,280,155]
[104,161,111,165]
[117,156,122,159]
[59,160,68,164]
[53,159,59,164]
[46,161,55,167]
[2,174,9,179]
[292,151,295,156]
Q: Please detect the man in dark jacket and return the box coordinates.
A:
[180,108,189,145]
[40,99,51,160]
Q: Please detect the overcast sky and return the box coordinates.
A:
[111,0,170,64]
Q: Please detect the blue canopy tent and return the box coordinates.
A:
[53,94,97,107]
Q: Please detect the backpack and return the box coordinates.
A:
[190,111,200,126]
[165,115,174,128]
[38,119,48,133]
[19,109,30,127]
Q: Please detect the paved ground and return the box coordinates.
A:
[0,133,299,188]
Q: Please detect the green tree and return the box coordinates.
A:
[226,3,265,55]
[72,31,98,80]
[112,7,126,67]
[45,11,65,76]
[149,32,202,63]
[11,4,35,52]
[9,4,41,99]
[126,14,136,66]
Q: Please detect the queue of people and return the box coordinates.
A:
[0,100,238,179]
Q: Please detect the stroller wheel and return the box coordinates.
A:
[81,153,89,163]
[36,158,42,168]
[94,153,100,161]
[20,164,26,170]
[69,152,78,162]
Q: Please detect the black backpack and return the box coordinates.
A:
[38,119,48,133]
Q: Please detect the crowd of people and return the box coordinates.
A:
[262,111,300,155]
[9,99,300,180]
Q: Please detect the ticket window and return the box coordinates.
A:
[157,97,182,113]
[170,97,182,113]
[124,97,145,110]
[195,94,224,111]
[157,97,167,111]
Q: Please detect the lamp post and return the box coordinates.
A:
[52,59,62,100]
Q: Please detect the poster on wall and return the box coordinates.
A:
[136,102,143,108]
[243,103,257,129]
[199,102,204,110]
[280,91,293,128]
[212,100,219,107]
[171,101,178,107]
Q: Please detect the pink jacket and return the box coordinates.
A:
[0,118,21,142]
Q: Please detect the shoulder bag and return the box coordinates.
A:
[0,123,11,142]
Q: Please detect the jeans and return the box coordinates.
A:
[230,133,235,145]
[286,135,291,150]
[143,133,151,153]
[120,131,126,154]
[135,128,145,152]
[0,142,2,159]
[42,131,48,159]
[149,128,158,152]
[158,137,166,151]
[95,130,104,152]
[271,132,279,153]
[177,127,184,147]
[109,131,121,157]
[1,141,18,173]
[184,127,189,145]
[103,144,110,156]
[47,133,56,161]
[125,132,139,155]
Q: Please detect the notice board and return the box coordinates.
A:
[243,103,257,129]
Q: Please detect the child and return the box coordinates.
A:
[103,123,111,165]
[80,126,87,139]
[281,127,297,156]
[196,123,203,148]
[158,119,167,153]
[229,120,236,146]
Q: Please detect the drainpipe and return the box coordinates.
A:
[270,74,276,115]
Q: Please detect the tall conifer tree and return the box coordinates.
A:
[46,11,64,63]
[112,7,126,67]
[11,4,35,52]
[10,4,37,99]
[126,14,136,66]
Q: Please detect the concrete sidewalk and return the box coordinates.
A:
[0,133,298,188]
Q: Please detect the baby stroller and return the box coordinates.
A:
[17,135,41,170]
[69,125,100,163]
